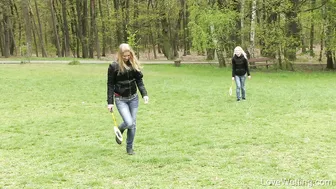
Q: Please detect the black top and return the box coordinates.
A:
[107,61,148,104]
[232,55,250,77]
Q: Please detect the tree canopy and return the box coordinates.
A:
[0,0,335,69]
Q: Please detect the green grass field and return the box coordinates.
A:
[0,64,335,188]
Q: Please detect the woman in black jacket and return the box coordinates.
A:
[107,43,149,155]
[231,46,251,101]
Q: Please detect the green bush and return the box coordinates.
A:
[68,60,81,65]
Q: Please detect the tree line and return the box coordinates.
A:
[0,0,335,69]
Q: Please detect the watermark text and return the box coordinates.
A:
[261,178,333,187]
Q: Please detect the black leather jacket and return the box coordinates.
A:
[107,61,147,104]
[232,55,250,77]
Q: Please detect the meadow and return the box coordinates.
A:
[0,63,335,188]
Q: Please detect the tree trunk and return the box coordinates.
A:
[250,0,257,58]
[92,0,101,59]
[301,28,306,54]
[173,12,181,59]
[50,0,61,57]
[0,22,3,56]
[333,52,336,68]
[8,0,17,56]
[34,0,47,57]
[113,0,123,45]
[31,13,39,57]
[89,0,94,58]
[206,49,215,60]
[278,46,283,69]
[123,0,130,43]
[4,17,11,58]
[98,0,107,56]
[161,17,173,60]
[22,0,33,58]
[284,0,300,61]
[62,0,70,57]
[207,24,216,60]
[186,1,191,55]
[318,27,324,62]
[216,47,226,67]
[319,0,326,62]
[81,1,89,58]
[325,0,334,69]
[326,51,334,69]
[309,0,316,57]
[181,0,188,56]
[240,0,245,47]
[3,0,11,58]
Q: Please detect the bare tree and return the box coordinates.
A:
[90,0,100,59]
[33,0,47,57]
[22,0,32,57]
[50,0,61,57]
[2,0,11,57]
[250,0,257,58]
[284,0,301,61]
[61,0,70,57]
[325,0,334,69]
[76,0,89,58]
[309,0,316,57]
[98,0,107,56]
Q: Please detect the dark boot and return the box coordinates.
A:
[127,148,134,155]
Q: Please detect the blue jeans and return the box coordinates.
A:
[234,75,246,99]
[115,94,139,150]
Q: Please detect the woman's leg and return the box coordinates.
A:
[240,75,247,99]
[115,95,139,153]
[234,75,241,100]
[126,95,139,151]
[115,99,133,133]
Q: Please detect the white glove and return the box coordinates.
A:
[232,77,235,80]
[143,96,149,104]
[107,104,114,112]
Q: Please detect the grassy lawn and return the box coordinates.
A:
[0,64,335,188]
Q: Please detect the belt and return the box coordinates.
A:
[115,93,137,100]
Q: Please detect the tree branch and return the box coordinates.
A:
[301,1,328,13]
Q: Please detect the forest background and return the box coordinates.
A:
[0,0,335,70]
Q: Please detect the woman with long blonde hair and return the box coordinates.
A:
[231,46,251,101]
[107,43,149,155]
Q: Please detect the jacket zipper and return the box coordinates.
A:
[128,70,131,97]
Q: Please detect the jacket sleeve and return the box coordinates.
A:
[134,70,148,98]
[244,58,250,76]
[107,63,117,104]
[232,58,235,77]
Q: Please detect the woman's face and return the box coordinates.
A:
[122,51,131,62]
[234,49,242,57]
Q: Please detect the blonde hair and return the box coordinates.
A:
[233,46,248,59]
[117,43,141,73]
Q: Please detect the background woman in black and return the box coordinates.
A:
[231,46,251,101]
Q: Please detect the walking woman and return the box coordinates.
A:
[232,46,251,101]
[107,43,149,155]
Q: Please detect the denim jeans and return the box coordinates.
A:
[234,75,247,99]
[115,94,139,150]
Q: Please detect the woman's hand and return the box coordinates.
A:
[143,96,149,104]
[107,104,114,112]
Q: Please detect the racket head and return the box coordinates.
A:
[114,126,123,141]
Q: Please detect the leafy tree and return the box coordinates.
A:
[189,0,238,66]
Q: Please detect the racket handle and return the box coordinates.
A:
[111,112,117,126]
